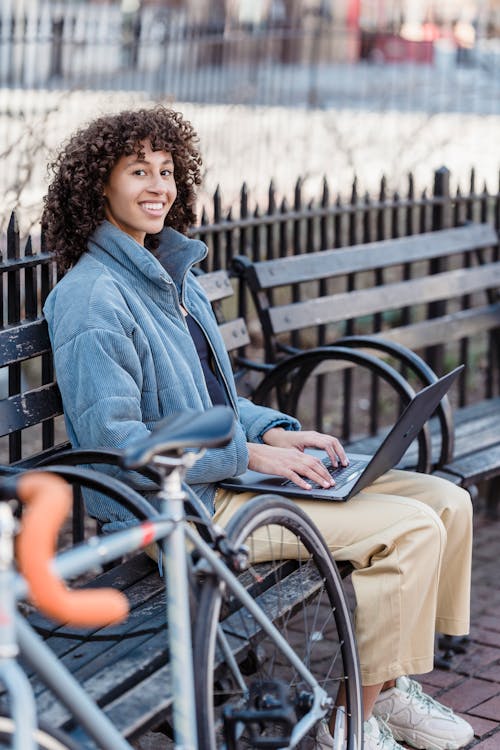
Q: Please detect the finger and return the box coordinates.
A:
[300,458,334,488]
[286,470,313,491]
[325,439,348,467]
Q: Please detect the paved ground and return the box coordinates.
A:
[413,500,500,749]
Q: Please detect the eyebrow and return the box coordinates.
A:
[126,157,174,167]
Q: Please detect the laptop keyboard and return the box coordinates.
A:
[281,457,366,490]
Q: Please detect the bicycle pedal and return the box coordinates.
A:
[223,679,296,749]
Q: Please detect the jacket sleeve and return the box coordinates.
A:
[237,396,301,443]
[52,327,249,489]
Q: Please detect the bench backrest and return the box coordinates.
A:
[195,270,250,352]
[0,265,249,467]
[232,222,499,363]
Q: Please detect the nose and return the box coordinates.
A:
[147,173,167,194]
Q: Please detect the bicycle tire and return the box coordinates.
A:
[0,715,80,749]
[194,495,363,749]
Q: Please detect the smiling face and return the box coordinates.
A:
[103,140,177,245]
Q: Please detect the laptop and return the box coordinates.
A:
[221,365,464,501]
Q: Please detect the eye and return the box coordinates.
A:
[133,168,146,176]
[161,168,173,177]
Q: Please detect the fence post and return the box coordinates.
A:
[433,167,452,230]
[426,167,452,373]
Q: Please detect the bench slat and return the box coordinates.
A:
[195,269,234,302]
[270,263,500,333]
[252,224,497,288]
[281,304,500,377]
[219,318,251,351]
[97,661,174,740]
[0,384,63,435]
[442,444,500,485]
[0,318,51,366]
[369,304,500,351]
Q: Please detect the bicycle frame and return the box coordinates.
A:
[5,463,332,750]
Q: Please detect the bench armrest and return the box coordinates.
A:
[335,335,455,467]
[251,345,432,473]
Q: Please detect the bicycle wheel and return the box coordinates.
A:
[194,495,363,749]
[0,715,80,749]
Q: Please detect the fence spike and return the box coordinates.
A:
[7,212,20,259]
[213,185,222,222]
[321,176,329,206]
[351,176,358,203]
[7,211,18,236]
[469,168,475,194]
[240,182,249,218]
[379,176,387,202]
[268,180,276,213]
[294,176,302,208]
[407,172,414,199]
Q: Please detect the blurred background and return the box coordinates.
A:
[0,0,499,235]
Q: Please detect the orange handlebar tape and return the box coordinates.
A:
[16,472,129,627]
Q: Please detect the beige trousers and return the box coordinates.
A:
[213,470,472,686]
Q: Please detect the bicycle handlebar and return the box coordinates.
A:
[16,472,129,627]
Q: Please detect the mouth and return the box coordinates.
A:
[140,202,166,216]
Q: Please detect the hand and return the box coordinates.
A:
[262,428,348,469]
[247,442,336,491]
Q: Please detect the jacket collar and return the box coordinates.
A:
[156,226,207,286]
[88,221,207,288]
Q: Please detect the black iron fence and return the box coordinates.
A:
[0,165,499,460]
[193,167,498,272]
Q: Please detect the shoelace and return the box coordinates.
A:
[377,716,398,748]
[376,716,401,749]
[405,679,454,716]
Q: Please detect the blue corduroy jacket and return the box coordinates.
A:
[44,221,300,530]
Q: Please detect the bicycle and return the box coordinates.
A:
[0,405,362,749]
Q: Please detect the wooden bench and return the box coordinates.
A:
[1,216,485,734]
[231,221,500,513]
[0,239,363,742]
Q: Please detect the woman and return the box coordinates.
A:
[42,106,474,750]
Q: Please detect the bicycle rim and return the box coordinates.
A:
[0,715,80,749]
[194,495,363,749]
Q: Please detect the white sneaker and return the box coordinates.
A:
[314,706,347,749]
[365,716,405,750]
[314,719,334,749]
[314,714,404,749]
[373,676,475,750]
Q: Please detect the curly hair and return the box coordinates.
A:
[42,106,203,272]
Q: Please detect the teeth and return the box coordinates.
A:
[143,203,163,210]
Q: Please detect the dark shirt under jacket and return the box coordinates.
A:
[186,313,227,406]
